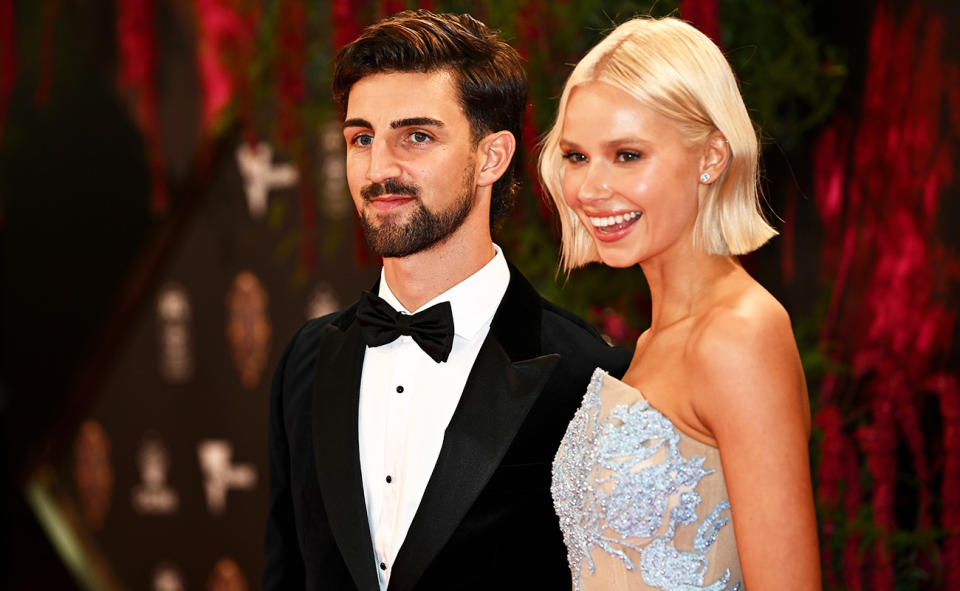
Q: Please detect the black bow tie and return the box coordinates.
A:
[357,291,455,363]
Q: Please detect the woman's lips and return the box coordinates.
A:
[587,211,642,241]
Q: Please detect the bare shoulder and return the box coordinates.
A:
[684,281,820,589]
[692,282,795,365]
[686,280,809,435]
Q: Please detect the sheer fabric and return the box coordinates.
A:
[552,369,743,591]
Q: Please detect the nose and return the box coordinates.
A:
[576,161,613,203]
[366,138,402,184]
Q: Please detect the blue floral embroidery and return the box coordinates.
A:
[552,369,743,591]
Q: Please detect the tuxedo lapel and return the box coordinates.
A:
[387,342,559,591]
[386,264,559,591]
[312,319,380,591]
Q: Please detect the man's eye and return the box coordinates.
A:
[352,134,373,147]
[562,152,587,163]
[410,131,431,144]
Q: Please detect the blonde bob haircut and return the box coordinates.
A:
[539,17,776,270]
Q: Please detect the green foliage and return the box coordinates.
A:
[252,0,847,344]
[721,0,846,151]
[484,2,679,339]
[479,0,841,343]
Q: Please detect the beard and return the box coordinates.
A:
[359,164,476,258]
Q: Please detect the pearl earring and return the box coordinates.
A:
[699,173,710,183]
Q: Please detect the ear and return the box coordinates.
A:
[698,131,730,184]
[475,130,516,188]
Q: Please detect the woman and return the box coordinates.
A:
[542,17,821,590]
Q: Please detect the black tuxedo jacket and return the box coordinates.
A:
[264,263,631,590]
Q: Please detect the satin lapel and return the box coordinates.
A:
[312,321,379,591]
[386,340,560,591]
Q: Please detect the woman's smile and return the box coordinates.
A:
[586,211,642,240]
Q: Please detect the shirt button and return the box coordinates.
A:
[380,562,387,571]
[396,385,404,393]
[385,475,392,483]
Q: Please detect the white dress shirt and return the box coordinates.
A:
[358,245,510,590]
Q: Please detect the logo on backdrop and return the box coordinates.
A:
[226,271,272,390]
[197,439,257,515]
[306,281,340,320]
[73,419,114,530]
[132,433,179,515]
[152,563,185,591]
[157,282,194,385]
[207,557,249,591]
[320,120,350,220]
[236,141,298,219]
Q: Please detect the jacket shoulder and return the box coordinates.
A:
[537,298,632,379]
[278,301,360,367]
[538,297,605,341]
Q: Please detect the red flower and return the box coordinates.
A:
[194,0,256,132]
[0,0,17,141]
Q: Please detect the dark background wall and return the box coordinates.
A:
[1,1,958,590]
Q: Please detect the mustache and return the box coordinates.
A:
[361,179,420,201]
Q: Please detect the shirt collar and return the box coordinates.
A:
[378,244,510,341]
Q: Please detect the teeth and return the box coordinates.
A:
[588,211,640,228]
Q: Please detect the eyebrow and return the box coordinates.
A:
[559,137,650,149]
[342,116,445,130]
[603,137,649,148]
[392,117,444,129]
[342,118,371,129]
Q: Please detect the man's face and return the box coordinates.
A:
[342,70,481,258]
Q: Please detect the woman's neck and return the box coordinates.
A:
[640,246,742,332]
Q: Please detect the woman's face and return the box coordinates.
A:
[560,81,704,268]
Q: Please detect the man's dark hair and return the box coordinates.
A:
[333,10,528,227]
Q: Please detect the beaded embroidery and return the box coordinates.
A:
[552,369,743,591]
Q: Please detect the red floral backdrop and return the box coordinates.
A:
[116,0,167,213]
[813,3,960,587]
[4,0,958,588]
[107,0,960,587]
[0,0,15,146]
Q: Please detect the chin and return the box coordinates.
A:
[597,249,642,268]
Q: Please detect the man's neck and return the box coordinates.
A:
[382,229,496,312]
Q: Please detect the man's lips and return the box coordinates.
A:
[367,195,416,211]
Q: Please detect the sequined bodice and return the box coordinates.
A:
[552,368,743,591]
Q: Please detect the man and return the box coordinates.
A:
[264,11,630,591]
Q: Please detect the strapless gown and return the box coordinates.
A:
[552,368,744,591]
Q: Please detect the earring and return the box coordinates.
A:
[699,173,710,183]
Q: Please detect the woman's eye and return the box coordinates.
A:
[617,151,641,162]
[562,152,587,163]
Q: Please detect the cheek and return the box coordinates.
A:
[561,169,582,209]
[345,176,361,199]
[344,167,366,207]
[415,164,438,183]
[344,157,362,185]
[610,173,651,210]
